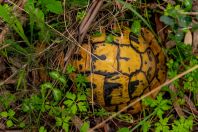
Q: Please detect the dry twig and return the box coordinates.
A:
[169,84,185,117]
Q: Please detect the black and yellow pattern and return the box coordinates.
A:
[71,27,166,113]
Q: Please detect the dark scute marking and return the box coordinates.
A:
[79,64,83,70]
[110,76,120,80]
[128,80,139,99]
[120,57,130,61]
[147,50,153,61]
[149,40,152,45]
[104,82,122,106]
[93,44,98,50]
[85,82,97,89]
[128,67,130,73]
[91,54,106,62]
[91,41,105,45]
[145,61,147,64]
[116,43,120,71]
[155,68,162,83]
[98,54,106,60]
[114,32,122,37]
[140,30,146,41]
[93,71,121,77]
[146,67,152,80]
[155,53,160,63]
[73,54,83,60]
[129,32,139,44]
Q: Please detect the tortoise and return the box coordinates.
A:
[70,26,166,113]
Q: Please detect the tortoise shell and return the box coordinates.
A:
[71,27,166,113]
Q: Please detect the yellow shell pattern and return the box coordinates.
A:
[71,27,166,113]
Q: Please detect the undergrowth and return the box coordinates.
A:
[0,0,197,131]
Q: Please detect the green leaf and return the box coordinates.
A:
[80,122,90,132]
[155,118,170,132]
[142,121,151,132]
[64,100,73,107]
[71,104,77,114]
[175,32,184,42]
[192,24,198,31]
[55,117,62,126]
[46,1,63,14]
[0,92,16,109]
[6,120,14,128]
[6,39,28,55]
[17,69,26,90]
[62,122,69,132]
[0,5,11,22]
[116,0,154,32]
[66,92,76,101]
[178,16,192,28]
[8,109,15,117]
[63,116,71,123]
[49,71,60,80]
[53,88,62,101]
[58,76,67,85]
[131,20,141,34]
[66,64,75,74]
[117,127,130,132]
[68,0,88,7]
[0,5,30,46]
[39,126,47,132]
[160,16,174,26]
[0,111,8,118]
[77,94,87,101]
[77,11,86,21]
[143,94,171,119]
[19,122,26,128]
[77,102,87,112]
[40,82,53,97]
[172,117,193,132]
[183,0,192,11]
[106,34,114,43]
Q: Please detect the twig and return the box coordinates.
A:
[79,0,104,43]
[63,0,103,70]
[79,1,98,33]
[0,64,27,87]
[89,65,198,131]
[0,26,9,44]
[169,84,185,117]
[0,44,10,50]
[184,96,198,115]
[182,12,198,15]
[193,30,198,56]
[71,116,84,130]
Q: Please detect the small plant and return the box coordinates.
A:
[172,117,193,132]
[0,4,31,46]
[39,126,47,132]
[143,93,172,119]
[38,0,63,14]
[140,94,194,132]
[0,92,16,110]
[55,116,71,132]
[0,109,17,128]
[64,92,88,114]
[80,121,90,132]
[76,10,86,21]
[155,117,170,132]
[20,64,89,131]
